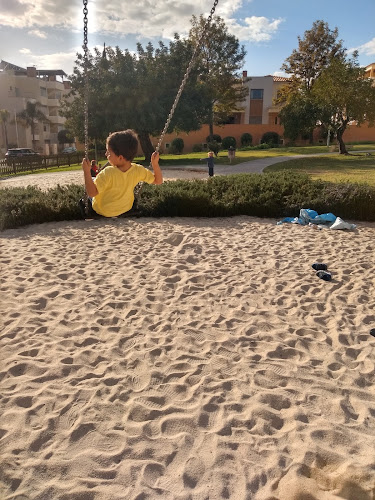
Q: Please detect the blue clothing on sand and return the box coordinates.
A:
[277,208,356,230]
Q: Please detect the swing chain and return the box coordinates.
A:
[83,0,89,160]
[155,0,219,153]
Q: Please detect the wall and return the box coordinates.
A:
[158,124,285,152]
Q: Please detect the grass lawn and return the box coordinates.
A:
[264,153,375,185]
[2,143,375,178]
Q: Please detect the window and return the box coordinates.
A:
[249,116,262,124]
[250,89,263,99]
[274,117,278,125]
[165,143,170,149]
[40,87,47,97]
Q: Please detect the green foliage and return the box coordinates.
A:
[57,129,75,144]
[222,136,236,149]
[192,143,204,152]
[190,15,248,136]
[1,173,374,231]
[279,92,322,142]
[207,140,220,156]
[62,39,206,161]
[16,101,49,149]
[0,185,85,230]
[240,133,252,146]
[312,57,375,153]
[261,132,280,145]
[206,134,222,143]
[281,20,346,93]
[169,138,184,154]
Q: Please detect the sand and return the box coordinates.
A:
[1,172,375,500]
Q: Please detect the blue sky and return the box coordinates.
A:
[0,0,374,78]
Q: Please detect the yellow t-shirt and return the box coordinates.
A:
[92,163,155,217]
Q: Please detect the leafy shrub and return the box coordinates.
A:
[222,136,236,149]
[192,143,203,152]
[206,134,222,143]
[241,133,252,146]
[207,141,220,156]
[169,138,184,154]
[1,173,374,231]
[261,132,280,145]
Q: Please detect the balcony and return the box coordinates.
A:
[48,115,65,125]
[47,98,60,107]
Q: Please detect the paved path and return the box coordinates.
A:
[1,152,372,190]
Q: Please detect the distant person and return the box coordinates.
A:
[228,146,236,164]
[90,159,99,177]
[200,151,215,177]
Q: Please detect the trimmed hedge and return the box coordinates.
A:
[1,172,374,231]
[222,136,236,149]
[241,133,252,146]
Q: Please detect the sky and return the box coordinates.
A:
[0,0,374,79]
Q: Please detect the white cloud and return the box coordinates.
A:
[28,29,47,39]
[0,0,279,45]
[227,16,283,42]
[19,48,31,54]
[350,38,375,56]
[24,50,80,75]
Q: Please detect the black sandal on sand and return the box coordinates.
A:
[312,263,328,271]
[316,270,332,281]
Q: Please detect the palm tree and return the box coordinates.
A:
[16,101,49,150]
[0,109,10,150]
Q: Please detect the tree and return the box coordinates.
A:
[312,57,375,154]
[16,101,49,150]
[57,129,75,145]
[0,109,10,149]
[278,20,346,143]
[280,20,346,94]
[61,38,208,161]
[189,15,248,140]
[279,92,322,142]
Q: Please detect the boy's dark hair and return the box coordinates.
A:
[107,130,139,161]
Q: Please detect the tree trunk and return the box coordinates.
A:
[208,104,214,142]
[2,122,8,149]
[31,122,36,150]
[137,130,154,163]
[336,122,349,154]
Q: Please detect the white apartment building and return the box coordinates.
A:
[232,71,291,126]
[0,60,72,155]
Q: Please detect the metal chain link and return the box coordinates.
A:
[155,0,219,153]
[83,0,89,160]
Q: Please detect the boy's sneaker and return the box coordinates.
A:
[78,198,87,218]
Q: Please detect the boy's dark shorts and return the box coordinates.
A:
[78,198,138,219]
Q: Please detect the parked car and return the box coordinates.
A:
[62,146,77,154]
[5,148,40,158]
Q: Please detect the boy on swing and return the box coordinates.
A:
[80,129,162,218]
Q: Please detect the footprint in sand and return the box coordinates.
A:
[164,233,184,246]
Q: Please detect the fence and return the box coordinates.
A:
[0,152,106,178]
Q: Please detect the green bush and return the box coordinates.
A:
[207,141,220,156]
[206,134,222,143]
[169,138,184,154]
[261,132,280,145]
[1,172,374,231]
[192,143,203,152]
[222,136,236,149]
[241,133,252,147]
